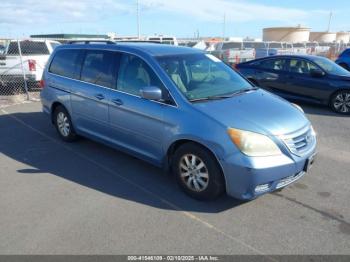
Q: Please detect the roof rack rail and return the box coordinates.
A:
[67,40,116,45]
[114,40,161,44]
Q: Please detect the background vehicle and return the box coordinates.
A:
[211,41,243,64]
[236,55,350,114]
[0,39,60,91]
[255,42,292,59]
[211,41,257,64]
[335,48,350,71]
[292,43,308,55]
[147,36,178,46]
[41,43,316,200]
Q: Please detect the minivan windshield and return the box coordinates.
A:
[157,53,254,101]
[310,56,350,76]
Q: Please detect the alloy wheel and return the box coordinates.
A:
[179,154,209,192]
[56,112,70,137]
[333,91,350,113]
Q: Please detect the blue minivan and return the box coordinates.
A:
[41,43,317,200]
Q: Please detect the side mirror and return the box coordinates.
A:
[310,69,325,78]
[140,86,163,101]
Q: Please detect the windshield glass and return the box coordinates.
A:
[311,56,350,76]
[157,53,253,101]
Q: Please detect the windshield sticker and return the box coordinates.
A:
[205,54,221,62]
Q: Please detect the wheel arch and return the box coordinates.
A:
[166,139,227,188]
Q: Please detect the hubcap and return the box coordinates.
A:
[333,92,350,113]
[179,154,209,192]
[56,112,70,137]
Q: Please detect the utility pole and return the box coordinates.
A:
[137,0,140,39]
[222,13,226,40]
[327,11,333,32]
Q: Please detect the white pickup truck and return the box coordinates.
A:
[0,40,60,92]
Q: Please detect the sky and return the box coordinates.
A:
[0,0,349,39]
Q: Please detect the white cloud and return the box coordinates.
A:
[0,0,131,25]
[0,0,325,26]
[140,0,309,23]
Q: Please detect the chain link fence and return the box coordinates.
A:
[0,39,59,107]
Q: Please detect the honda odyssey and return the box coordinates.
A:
[41,43,317,200]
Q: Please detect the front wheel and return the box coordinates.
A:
[172,143,225,200]
[330,90,350,114]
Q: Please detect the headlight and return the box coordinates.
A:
[227,128,282,157]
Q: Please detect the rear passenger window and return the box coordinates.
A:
[49,49,82,79]
[117,54,164,96]
[259,59,286,71]
[81,50,116,88]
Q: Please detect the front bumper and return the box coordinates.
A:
[221,149,316,200]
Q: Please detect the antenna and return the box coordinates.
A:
[327,11,333,32]
[137,0,140,39]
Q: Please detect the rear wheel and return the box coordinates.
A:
[172,143,225,200]
[53,106,78,142]
[330,90,350,114]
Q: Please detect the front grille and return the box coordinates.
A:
[281,126,316,156]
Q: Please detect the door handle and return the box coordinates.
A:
[94,94,105,100]
[111,98,123,106]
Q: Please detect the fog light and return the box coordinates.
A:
[255,183,270,193]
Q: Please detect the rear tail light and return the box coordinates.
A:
[28,59,36,72]
[39,79,45,88]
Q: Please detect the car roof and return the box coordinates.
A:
[241,54,324,64]
[56,42,203,57]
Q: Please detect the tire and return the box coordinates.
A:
[172,143,225,200]
[53,105,78,142]
[330,90,350,115]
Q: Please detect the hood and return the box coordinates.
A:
[192,89,309,136]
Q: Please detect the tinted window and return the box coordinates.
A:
[311,56,350,76]
[259,59,286,71]
[49,49,82,79]
[7,41,49,55]
[288,59,318,74]
[293,43,306,48]
[81,50,116,88]
[117,54,165,96]
[243,42,266,49]
[222,42,242,50]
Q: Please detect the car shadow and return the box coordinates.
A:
[0,111,245,213]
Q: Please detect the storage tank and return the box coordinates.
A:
[309,32,336,43]
[263,26,310,43]
[336,32,350,43]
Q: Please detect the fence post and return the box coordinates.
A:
[17,39,29,100]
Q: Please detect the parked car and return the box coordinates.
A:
[211,41,256,64]
[41,43,317,200]
[147,36,178,46]
[211,41,243,64]
[255,42,292,59]
[292,43,308,55]
[0,39,60,92]
[236,55,350,114]
[335,48,350,71]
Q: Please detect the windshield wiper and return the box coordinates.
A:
[189,87,258,102]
